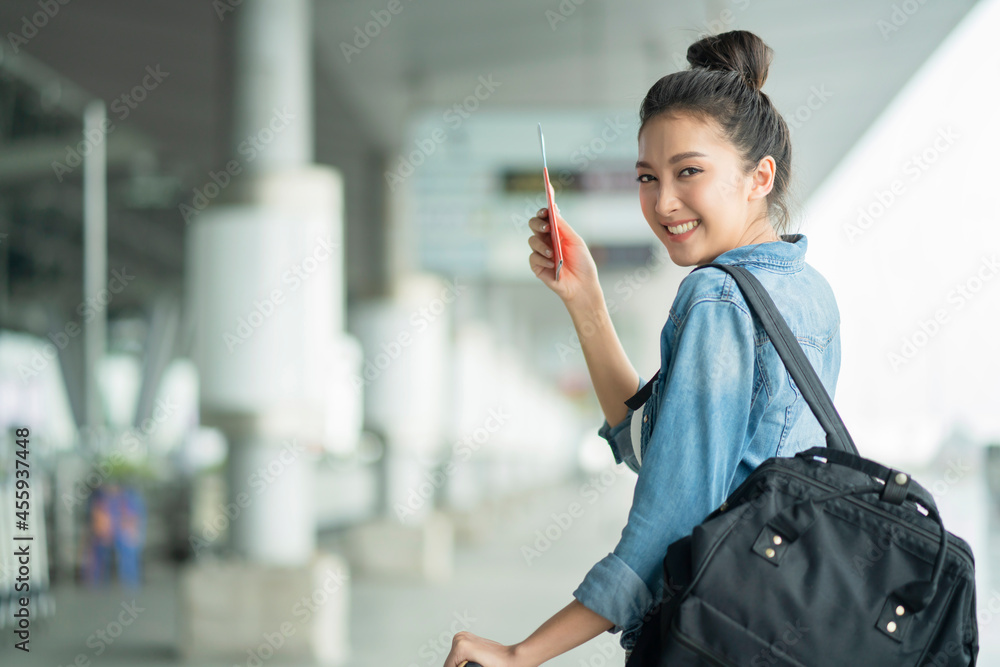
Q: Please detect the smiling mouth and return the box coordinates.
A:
[666,219,701,234]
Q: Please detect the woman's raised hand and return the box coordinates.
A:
[527,207,601,306]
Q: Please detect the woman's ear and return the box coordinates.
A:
[748,155,776,203]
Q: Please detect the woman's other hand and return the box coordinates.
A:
[527,207,601,307]
[443,630,526,667]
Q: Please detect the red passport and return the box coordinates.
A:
[537,123,564,280]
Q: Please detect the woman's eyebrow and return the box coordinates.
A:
[635,151,709,169]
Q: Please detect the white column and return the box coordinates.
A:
[82,100,107,440]
[188,0,348,565]
[232,0,313,171]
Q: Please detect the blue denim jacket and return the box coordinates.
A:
[572,233,841,651]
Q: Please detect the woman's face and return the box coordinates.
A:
[636,112,778,267]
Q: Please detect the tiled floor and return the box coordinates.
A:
[2,459,998,666]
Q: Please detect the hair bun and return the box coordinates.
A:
[686,29,773,92]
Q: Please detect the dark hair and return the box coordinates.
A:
[638,30,794,235]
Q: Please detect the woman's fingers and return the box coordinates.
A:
[529,250,555,273]
[527,233,553,258]
[528,210,550,233]
[532,207,577,249]
[528,207,571,288]
[529,252,556,283]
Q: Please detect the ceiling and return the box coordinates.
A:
[0,0,984,323]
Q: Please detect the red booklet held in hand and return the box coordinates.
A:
[537,123,564,280]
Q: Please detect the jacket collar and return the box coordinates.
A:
[696,233,807,273]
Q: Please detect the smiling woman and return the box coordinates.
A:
[634,112,781,267]
[446,29,840,667]
[632,28,791,269]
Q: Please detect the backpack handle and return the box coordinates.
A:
[691,263,860,456]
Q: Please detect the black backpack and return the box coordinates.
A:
[625,263,978,667]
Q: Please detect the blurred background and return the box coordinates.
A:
[0,0,998,665]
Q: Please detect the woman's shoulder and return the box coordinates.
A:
[667,258,839,332]
[664,268,751,338]
[670,265,747,321]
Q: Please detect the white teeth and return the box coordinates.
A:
[667,219,700,234]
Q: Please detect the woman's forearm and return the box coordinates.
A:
[513,599,615,667]
[566,294,640,428]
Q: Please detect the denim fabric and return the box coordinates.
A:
[572,234,841,652]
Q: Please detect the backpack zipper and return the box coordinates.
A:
[726,463,975,567]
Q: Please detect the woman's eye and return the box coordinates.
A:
[635,168,700,183]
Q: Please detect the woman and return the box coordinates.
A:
[445,29,841,666]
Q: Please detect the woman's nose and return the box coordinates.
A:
[655,185,681,217]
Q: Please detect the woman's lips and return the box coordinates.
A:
[664,218,700,241]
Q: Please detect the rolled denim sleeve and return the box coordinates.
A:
[574,299,756,640]
[596,376,644,470]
